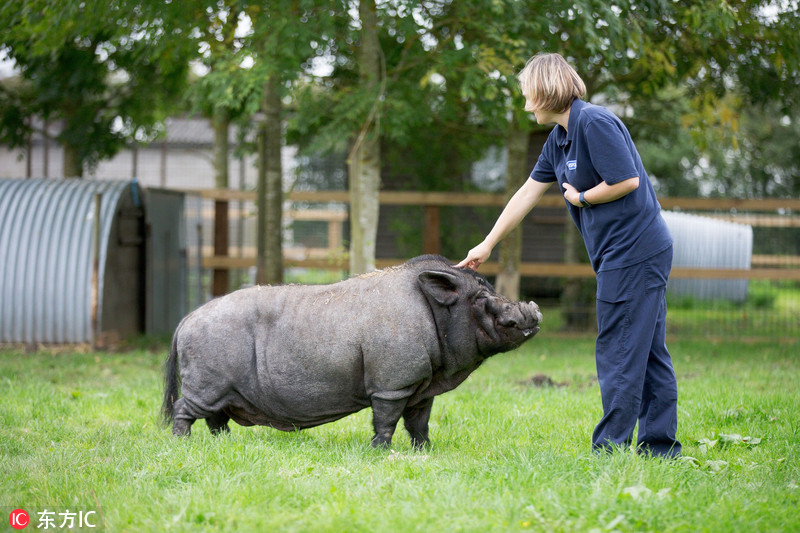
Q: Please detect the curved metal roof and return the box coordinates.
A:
[0,178,133,343]
[662,210,753,301]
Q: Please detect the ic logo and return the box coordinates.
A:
[9,509,29,530]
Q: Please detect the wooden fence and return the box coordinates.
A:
[179,188,800,284]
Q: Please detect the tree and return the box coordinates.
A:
[0,0,190,177]
[287,0,397,274]
[290,0,556,274]
[173,1,259,294]
[256,75,284,284]
[495,114,527,298]
[348,0,383,274]
[685,99,800,198]
[180,1,339,286]
[250,1,345,283]
[286,0,798,283]
[249,1,337,285]
[591,0,800,198]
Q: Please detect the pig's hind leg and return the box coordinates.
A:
[206,411,231,435]
[171,398,196,436]
[403,397,434,449]
[172,395,227,437]
[370,396,409,448]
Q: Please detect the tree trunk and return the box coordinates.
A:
[212,107,230,189]
[495,118,528,300]
[211,107,230,296]
[62,144,82,178]
[561,221,594,330]
[348,0,382,275]
[257,76,284,285]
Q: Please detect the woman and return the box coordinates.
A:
[457,52,681,458]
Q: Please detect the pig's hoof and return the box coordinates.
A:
[208,423,230,435]
[371,435,392,448]
[206,412,231,435]
[411,436,431,450]
[172,419,193,437]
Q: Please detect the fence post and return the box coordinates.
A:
[423,205,441,255]
[212,199,229,296]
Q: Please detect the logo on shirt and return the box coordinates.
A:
[566,160,577,171]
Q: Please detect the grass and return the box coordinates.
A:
[1,336,798,532]
[665,280,800,339]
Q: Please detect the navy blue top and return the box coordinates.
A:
[530,98,672,272]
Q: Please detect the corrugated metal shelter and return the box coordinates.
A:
[0,178,185,344]
[662,211,753,301]
[144,188,186,336]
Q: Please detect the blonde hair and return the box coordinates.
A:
[517,53,586,113]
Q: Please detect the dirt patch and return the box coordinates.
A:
[520,374,568,388]
[519,373,598,389]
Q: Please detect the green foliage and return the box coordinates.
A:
[2,0,799,194]
[0,0,192,173]
[287,0,800,204]
[699,101,800,198]
[668,280,799,313]
[2,338,799,531]
[577,1,800,199]
[176,1,335,122]
[746,281,778,310]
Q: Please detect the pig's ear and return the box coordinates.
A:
[418,270,461,306]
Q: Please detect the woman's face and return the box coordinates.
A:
[525,96,556,125]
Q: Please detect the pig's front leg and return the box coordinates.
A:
[370,395,408,448]
[403,397,433,449]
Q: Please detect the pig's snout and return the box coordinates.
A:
[521,301,542,336]
[528,301,543,325]
[496,301,542,336]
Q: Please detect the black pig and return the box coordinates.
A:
[162,255,541,448]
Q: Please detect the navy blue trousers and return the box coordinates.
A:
[592,246,681,458]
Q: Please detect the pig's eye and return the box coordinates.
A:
[474,291,491,304]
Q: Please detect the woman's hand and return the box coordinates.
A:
[456,179,551,271]
[563,177,639,207]
[455,241,493,271]
[562,182,582,207]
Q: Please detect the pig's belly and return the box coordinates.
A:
[222,389,371,431]
[223,341,374,429]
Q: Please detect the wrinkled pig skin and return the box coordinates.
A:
[162,255,542,448]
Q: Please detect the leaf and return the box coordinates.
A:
[719,433,743,445]
[697,438,718,454]
[677,456,701,467]
[704,460,729,472]
[719,433,761,446]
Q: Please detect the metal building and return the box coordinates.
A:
[0,178,185,345]
[662,211,753,302]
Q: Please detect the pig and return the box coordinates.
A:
[162,255,542,448]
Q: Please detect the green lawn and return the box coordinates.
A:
[1,336,798,532]
[665,280,800,339]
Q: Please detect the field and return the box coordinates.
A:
[665,280,800,340]
[1,336,798,532]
